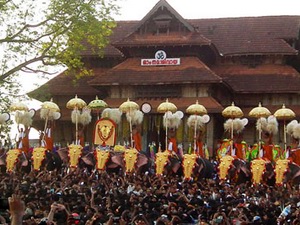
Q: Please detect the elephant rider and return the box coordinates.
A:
[18,125,31,154]
[132,125,142,151]
[251,115,281,163]
[261,131,282,162]
[286,120,300,166]
[232,132,248,160]
[217,118,248,161]
[167,128,178,154]
[44,122,54,151]
[289,138,300,165]
[195,129,209,159]
[216,138,231,161]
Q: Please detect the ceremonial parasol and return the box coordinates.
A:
[222,102,243,119]
[88,96,108,120]
[9,102,28,112]
[41,99,60,144]
[119,98,139,147]
[274,104,296,152]
[222,102,243,151]
[186,100,208,154]
[41,99,60,112]
[157,99,177,150]
[66,95,87,144]
[249,102,271,151]
[186,100,207,115]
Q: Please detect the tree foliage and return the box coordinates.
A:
[0,0,119,141]
[0,0,119,82]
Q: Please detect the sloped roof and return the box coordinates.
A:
[113,32,211,47]
[134,0,195,33]
[89,57,221,86]
[28,68,109,98]
[189,16,300,56]
[80,15,300,57]
[212,64,300,93]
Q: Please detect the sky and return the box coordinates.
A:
[14,0,300,139]
[114,0,300,21]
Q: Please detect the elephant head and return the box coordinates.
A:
[275,159,300,185]
[218,156,251,183]
[218,155,235,180]
[251,159,267,184]
[68,144,83,168]
[94,149,110,170]
[31,147,47,171]
[182,153,197,180]
[6,149,21,173]
[155,151,170,176]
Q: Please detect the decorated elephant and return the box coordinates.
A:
[111,148,149,174]
[250,158,275,185]
[274,159,300,185]
[2,149,30,173]
[218,155,251,184]
[182,154,214,180]
[155,150,182,176]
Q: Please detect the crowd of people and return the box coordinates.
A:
[0,161,300,225]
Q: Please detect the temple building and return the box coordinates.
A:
[29,0,300,156]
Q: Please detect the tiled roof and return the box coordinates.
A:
[81,16,300,57]
[88,57,221,86]
[212,64,300,93]
[113,32,211,47]
[189,16,300,55]
[29,68,109,97]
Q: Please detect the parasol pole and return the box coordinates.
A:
[274,104,295,153]
[165,112,168,151]
[194,115,197,154]
[258,117,262,153]
[42,112,49,144]
[231,116,234,153]
[129,109,133,148]
[75,106,78,144]
[283,120,287,152]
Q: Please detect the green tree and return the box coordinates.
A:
[0,0,119,140]
[0,0,119,82]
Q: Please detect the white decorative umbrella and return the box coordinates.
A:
[186,100,208,154]
[40,98,60,145]
[249,102,271,151]
[157,99,177,151]
[119,98,139,147]
[88,96,108,120]
[274,104,296,152]
[66,95,87,144]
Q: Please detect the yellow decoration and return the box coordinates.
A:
[95,150,110,170]
[218,155,234,180]
[94,118,116,146]
[68,144,83,168]
[182,153,197,180]
[6,149,21,172]
[114,145,126,152]
[274,159,290,185]
[32,147,47,171]
[155,151,170,175]
[251,159,266,184]
[124,148,138,173]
